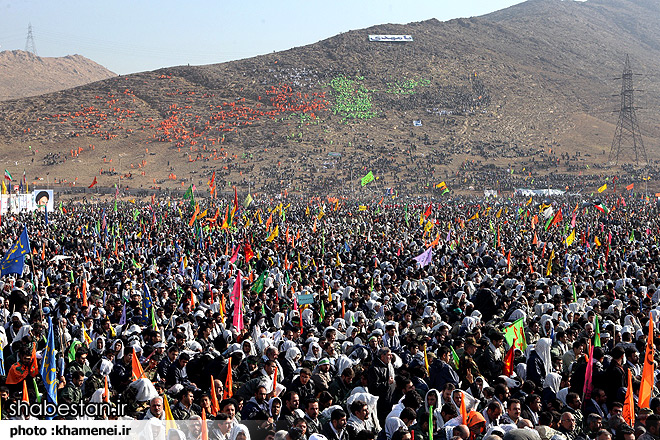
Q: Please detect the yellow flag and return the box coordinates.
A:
[468,212,479,221]
[594,236,601,247]
[266,225,279,242]
[328,288,332,302]
[526,196,532,206]
[546,250,555,276]
[424,221,434,233]
[566,229,575,247]
[336,251,342,267]
[82,325,92,344]
[2,180,6,195]
[496,207,502,218]
[598,183,607,193]
[358,205,367,211]
[163,394,177,431]
[197,209,208,219]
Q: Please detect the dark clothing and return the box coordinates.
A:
[327,376,352,407]
[288,376,316,403]
[428,359,459,391]
[165,360,193,388]
[525,351,546,388]
[603,362,626,406]
[367,357,395,425]
[477,344,505,382]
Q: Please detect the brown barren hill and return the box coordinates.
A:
[0,50,116,101]
[0,0,659,197]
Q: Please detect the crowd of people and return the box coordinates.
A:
[0,191,659,440]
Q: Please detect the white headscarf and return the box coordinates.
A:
[229,424,251,440]
[534,338,553,376]
[543,372,562,394]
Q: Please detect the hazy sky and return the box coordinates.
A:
[0,0,525,75]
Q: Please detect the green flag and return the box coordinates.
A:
[450,346,460,370]
[360,171,375,186]
[629,230,635,243]
[594,315,601,347]
[319,301,325,323]
[429,405,434,440]
[183,185,193,200]
[503,318,527,351]
[251,271,268,294]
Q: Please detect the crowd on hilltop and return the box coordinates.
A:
[1,192,660,440]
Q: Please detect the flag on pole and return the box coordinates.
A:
[0,227,31,276]
[360,171,375,186]
[639,312,654,408]
[598,184,607,193]
[583,344,595,400]
[622,368,635,426]
[40,316,58,404]
[4,170,11,181]
[131,348,145,381]
[88,176,98,188]
[223,357,233,399]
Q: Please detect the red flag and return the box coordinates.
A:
[626,183,634,191]
[424,204,432,218]
[550,209,563,228]
[244,243,254,263]
[502,345,515,376]
[88,176,98,188]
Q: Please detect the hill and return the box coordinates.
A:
[0,50,116,101]
[0,0,658,197]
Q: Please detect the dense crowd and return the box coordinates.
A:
[1,192,659,440]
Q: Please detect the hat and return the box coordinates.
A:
[317,358,331,366]
[465,337,480,347]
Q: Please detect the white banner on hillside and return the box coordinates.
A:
[368,35,413,42]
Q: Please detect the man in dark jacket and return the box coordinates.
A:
[165,352,195,388]
[477,331,505,383]
[368,347,395,425]
[429,346,459,390]
[328,367,354,407]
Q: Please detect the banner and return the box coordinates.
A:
[368,35,413,42]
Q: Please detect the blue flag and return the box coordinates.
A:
[0,227,31,276]
[44,204,48,225]
[142,282,153,326]
[40,316,58,405]
[0,344,5,376]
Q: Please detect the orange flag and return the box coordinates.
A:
[131,348,145,381]
[223,358,233,399]
[622,369,635,426]
[639,312,655,407]
[22,379,29,403]
[81,278,88,308]
[201,408,209,440]
[210,374,220,416]
[104,376,110,403]
[460,391,468,424]
[272,366,278,395]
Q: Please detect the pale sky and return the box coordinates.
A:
[0,0,526,75]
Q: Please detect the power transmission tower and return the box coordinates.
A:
[609,55,646,166]
[25,23,37,55]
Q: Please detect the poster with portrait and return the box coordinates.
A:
[32,189,54,212]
